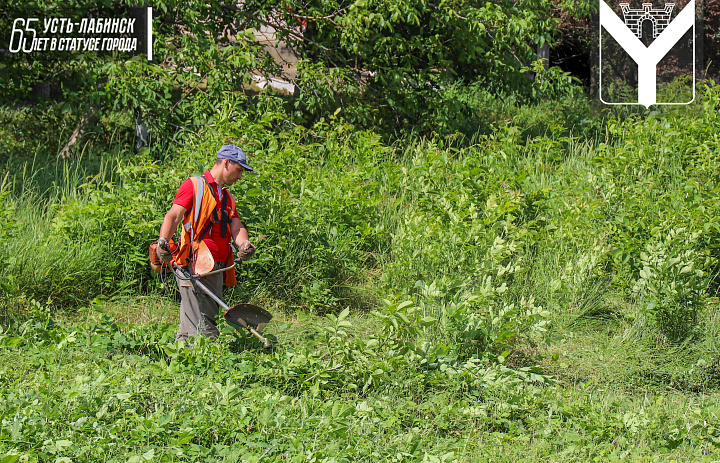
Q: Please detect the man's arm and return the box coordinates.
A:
[230,217,252,250]
[159,204,187,240]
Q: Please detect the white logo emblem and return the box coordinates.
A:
[599,1,695,107]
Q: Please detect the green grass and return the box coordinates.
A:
[3,295,720,461]
[3,84,720,460]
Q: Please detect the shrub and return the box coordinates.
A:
[633,227,714,341]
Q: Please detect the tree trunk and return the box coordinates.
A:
[58,109,99,160]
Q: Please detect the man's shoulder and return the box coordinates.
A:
[177,175,220,201]
[179,175,210,189]
[174,177,199,208]
[177,177,195,192]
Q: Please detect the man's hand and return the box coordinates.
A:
[156,237,172,264]
[236,240,256,261]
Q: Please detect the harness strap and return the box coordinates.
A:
[220,192,230,238]
[192,177,204,224]
[193,176,215,243]
[183,222,193,244]
[194,174,228,242]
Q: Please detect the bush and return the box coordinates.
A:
[633,227,714,341]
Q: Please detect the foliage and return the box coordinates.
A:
[0,57,720,463]
[4,302,720,461]
[2,3,720,459]
[0,0,582,143]
[633,227,713,341]
[0,303,551,461]
[2,86,720,340]
[0,188,16,266]
[257,0,569,133]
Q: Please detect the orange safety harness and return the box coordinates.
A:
[173,174,238,287]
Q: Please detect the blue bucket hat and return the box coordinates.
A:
[217,144,253,171]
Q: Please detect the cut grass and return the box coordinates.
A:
[5,296,720,461]
[539,297,720,393]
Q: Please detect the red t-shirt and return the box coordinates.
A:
[174,171,239,262]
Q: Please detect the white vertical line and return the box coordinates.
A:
[147,7,153,61]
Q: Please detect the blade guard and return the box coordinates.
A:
[224,303,273,333]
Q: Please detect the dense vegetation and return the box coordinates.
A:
[1,83,720,459]
[2,0,720,460]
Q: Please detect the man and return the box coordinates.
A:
[156,144,256,342]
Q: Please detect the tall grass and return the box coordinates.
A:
[0,149,128,311]
[1,88,720,347]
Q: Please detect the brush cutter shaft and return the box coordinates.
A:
[249,327,272,349]
[195,280,272,349]
[172,263,272,348]
[191,277,272,347]
[193,278,230,311]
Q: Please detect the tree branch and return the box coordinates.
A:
[58,108,99,161]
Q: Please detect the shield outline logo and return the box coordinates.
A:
[598,0,696,107]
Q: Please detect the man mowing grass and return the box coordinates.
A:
[155,144,256,342]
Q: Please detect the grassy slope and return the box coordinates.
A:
[3,90,720,460]
[2,296,720,462]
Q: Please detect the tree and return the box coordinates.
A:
[242,0,561,132]
[1,0,570,145]
[0,0,274,156]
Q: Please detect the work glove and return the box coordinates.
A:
[236,240,256,261]
[156,237,172,264]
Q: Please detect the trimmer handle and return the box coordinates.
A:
[158,237,171,252]
[171,262,237,280]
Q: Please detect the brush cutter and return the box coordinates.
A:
[171,251,273,348]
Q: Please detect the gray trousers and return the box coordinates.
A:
[175,270,224,342]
